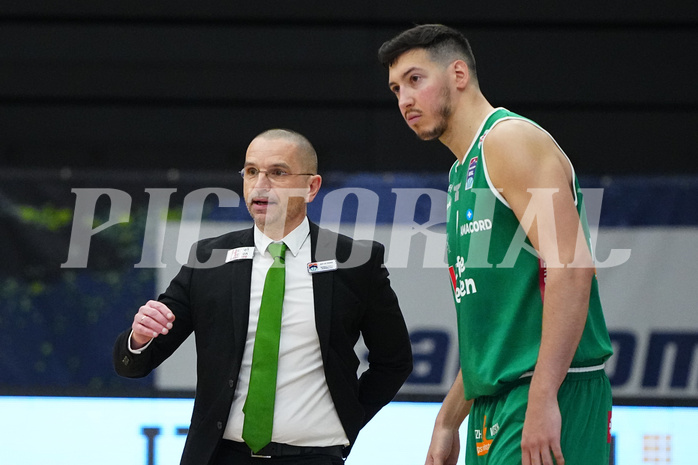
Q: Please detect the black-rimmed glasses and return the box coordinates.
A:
[239,167,315,182]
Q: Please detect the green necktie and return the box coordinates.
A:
[242,241,287,453]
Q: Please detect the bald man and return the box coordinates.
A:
[114,129,413,465]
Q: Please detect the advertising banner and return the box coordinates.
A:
[153,221,698,400]
[1,171,697,402]
[1,396,696,465]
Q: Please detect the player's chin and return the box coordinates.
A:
[416,122,446,141]
[416,130,440,141]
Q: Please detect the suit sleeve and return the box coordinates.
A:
[113,260,196,378]
[357,242,413,422]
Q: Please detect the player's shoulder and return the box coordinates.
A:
[485,117,549,149]
[484,117,559,168]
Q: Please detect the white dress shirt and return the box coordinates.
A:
[223,218,349,446]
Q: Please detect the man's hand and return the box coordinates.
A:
[426,371,471,465]
[425,426,460,465]
[521,393,564,465]
[131,300,175,349]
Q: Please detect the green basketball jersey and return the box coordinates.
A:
[446,108,613,399]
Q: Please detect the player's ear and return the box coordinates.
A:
[452,60,470,90]
[306,175,322,203]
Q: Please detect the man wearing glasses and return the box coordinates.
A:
[114,129,413,465]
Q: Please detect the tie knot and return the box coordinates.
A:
[267,242,287,265]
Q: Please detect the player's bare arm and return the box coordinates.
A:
[484,120,595,465]
[425,369,473,465]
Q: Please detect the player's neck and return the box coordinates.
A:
[439,93,494,163]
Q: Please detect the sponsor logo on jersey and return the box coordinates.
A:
[460,209,493,237]
[465,156,478,190]
[477,129,491,149]
[449,256,477,303]
[475,415,497,456]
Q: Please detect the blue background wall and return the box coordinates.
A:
[1,3,697,403]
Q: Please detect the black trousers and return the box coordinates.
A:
[211,441,345,465]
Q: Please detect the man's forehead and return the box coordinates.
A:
[249,135,297,150]
[244,152,296,166]
[388,49,433,79]
[247,137,297,154]
[245,139,299,164]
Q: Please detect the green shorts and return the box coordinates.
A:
[465,369,612,465]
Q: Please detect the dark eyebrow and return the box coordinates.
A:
[388,66,422,89]
[243,161,292,170]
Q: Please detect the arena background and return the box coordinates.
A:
[1,2,697,464]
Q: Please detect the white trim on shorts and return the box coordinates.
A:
[518,363,606,379]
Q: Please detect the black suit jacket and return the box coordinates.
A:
[114,221,413,465]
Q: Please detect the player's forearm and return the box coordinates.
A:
[435,370,472,430]
[530,266,593,397]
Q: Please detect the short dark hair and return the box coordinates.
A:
[378,24,477,79]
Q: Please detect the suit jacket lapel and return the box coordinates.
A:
[310,222,335,359]
[229,227,255,358]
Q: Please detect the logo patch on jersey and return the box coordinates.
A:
[460,208,494,237]
[477,129,491,149]
[448,265,458,291]
[465,156,478,190]
[449,256,477,303]
[475,415,496,456]
[460,217,493,237]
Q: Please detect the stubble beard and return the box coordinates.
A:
[416,86,452,141]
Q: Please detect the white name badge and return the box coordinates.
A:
[307,259,338,274]
[225,247,255,263]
